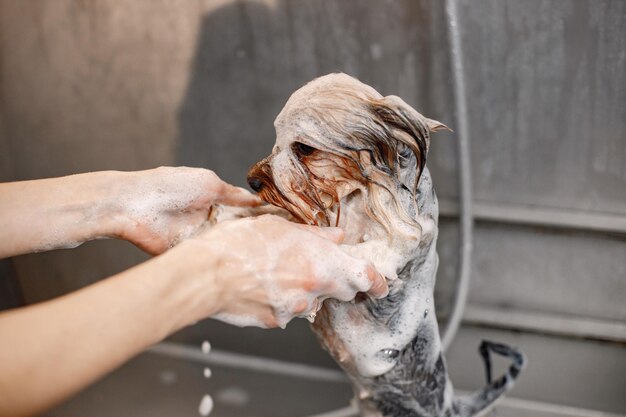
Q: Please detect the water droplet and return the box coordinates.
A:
[423,309,429,318]
[201,341,211,354]
[198,394,214,416]
[203,367,212,378]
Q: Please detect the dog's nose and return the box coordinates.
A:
[247,176,264,192]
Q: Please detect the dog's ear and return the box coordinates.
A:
[370,95,448,193]
[373,95,449,152]
[425,117,450,133]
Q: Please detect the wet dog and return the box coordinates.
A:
[247,73,525,417]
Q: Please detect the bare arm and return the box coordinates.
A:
[0,167,260,258]
[0,171,122,258]
[0,252,196,417]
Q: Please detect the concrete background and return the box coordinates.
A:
[0,0,625,415]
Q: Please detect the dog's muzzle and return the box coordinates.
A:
[247,158,273,193]
[247,176,264,192]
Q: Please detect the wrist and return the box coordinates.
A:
[79,170,161,245]
[69,170,132,242]
[28,171,130,251]
[149,239,225,330]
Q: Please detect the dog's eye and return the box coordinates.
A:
[397,145,412,168]
[293,142,316,157]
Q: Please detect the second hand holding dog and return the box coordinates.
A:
[171,214,389,329]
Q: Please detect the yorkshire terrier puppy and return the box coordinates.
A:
[246,73,525,417]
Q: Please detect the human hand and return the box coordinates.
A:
[113,167,261,255]
[175,215,388,329]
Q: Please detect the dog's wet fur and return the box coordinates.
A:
[246,73,525,417]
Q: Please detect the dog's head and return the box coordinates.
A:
[248,73,445,247]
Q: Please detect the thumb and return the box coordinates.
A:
[215,183,263,207]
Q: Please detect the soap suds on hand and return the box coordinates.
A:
[205,214,376,330]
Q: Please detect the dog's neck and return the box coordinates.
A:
[352,233,454,417]
[311,167,450,415]
[213,165,450,417]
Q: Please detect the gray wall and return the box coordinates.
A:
[1,0,625,414]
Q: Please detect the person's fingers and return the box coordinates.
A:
[215,183,264,207]
[261,311,279,329]
[364,263,389,299]
[319,254,388,301]
[296,225,345,244]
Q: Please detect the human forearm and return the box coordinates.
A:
[0,251,213,417]
[0,213,387,417]
[0,171,128,258]
[0,167,261,258]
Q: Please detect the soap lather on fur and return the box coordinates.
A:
[246,73,526,417]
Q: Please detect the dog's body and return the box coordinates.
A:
[246,73,525,417]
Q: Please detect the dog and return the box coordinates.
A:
[246,73,525,417]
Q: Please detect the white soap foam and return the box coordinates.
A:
[198,394,214,416]
[212,312,267,328]
[327,230,440,377]
[119,167,221,241]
